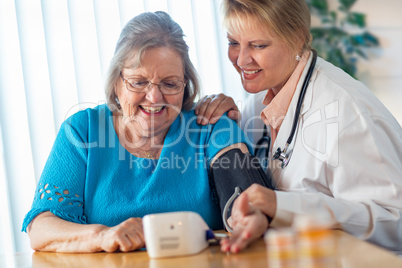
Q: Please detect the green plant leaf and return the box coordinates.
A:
[355,48,368,59]
[310,28,329,38]
[311,0,329,13]
[327,27,348,40]
[345,44,354,54]
[362,32,380,46]
[339,0,357,11]
[330,11,337,22]
[310,0,379,77]
[350,34,365,46]
[345,63,357,78]
[347,12,366,27]
[349,32,379,48]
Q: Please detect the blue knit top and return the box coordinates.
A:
[22,104,249,231]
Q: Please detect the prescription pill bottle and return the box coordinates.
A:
[264,228,297,268]
[293,215,336,268]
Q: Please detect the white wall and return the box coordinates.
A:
[320,0,402,125]
[354,0,402,125]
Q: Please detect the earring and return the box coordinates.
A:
[115,96,122,109]
[296,54,301,61]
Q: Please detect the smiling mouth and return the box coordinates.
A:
[242,69,262,75]
[140,105,165,114]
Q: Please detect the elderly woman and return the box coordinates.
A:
[22,11,272,253]
[197,0,402,253]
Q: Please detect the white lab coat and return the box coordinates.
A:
[240,53,402,253]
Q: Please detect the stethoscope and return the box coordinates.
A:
[255,49,318,169]
[222,50,318,233]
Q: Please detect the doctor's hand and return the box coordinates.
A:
[220,193,269,253]
[194,94,240,125]
[242,184,277,219]
[97,217,145,252]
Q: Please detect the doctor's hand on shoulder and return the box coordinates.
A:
[195,94,240,125]
[220,184,277,253]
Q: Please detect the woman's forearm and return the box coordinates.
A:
[28,211,106,253]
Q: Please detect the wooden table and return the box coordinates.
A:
[3,230,402,268]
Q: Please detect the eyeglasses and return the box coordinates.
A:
[120,73,186,95]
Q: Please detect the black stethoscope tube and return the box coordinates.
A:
[286,49,318,146]
[271,49,318,167]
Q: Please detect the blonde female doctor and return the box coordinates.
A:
[196,0,402,254]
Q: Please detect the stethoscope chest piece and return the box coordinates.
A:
[273,146,293,168]
[282,149,293,168]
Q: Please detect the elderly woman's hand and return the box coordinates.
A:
[220,192,269,253]
[195,94,241,125]
[98,217,145,252]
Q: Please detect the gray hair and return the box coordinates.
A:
[105,11,200,111]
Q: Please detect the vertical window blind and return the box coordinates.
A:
[0,0,244,253]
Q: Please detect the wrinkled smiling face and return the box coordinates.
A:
[227,19,297,95]
[115,46,185,139]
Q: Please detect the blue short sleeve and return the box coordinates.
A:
[21,111,89,232]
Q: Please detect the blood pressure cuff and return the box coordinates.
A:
[209,148,275,214]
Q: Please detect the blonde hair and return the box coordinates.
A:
[221,0,312,54]
[105,11,200,111]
